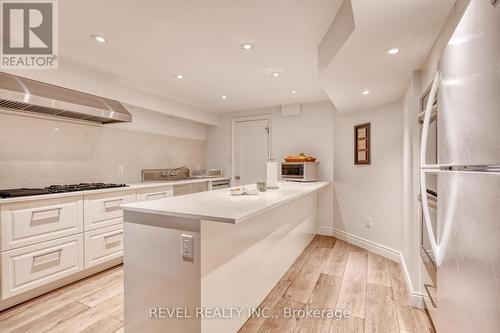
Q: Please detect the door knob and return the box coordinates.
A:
[235,176,240,180]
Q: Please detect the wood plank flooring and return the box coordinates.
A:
[0,266,124,333]
[0,235,433,333]
[239,235,434,333]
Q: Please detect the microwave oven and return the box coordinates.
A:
[281,162,319,182]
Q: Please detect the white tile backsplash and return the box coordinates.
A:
[0,112,206,188]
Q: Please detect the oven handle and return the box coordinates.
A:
[420,72,440,169]
[418,193,437,209]
[420,169,440,266]
[417,104,437,125]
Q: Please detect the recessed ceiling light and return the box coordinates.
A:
[362,90,371,95]
[290,90,298,94]
[221,95,228,100]
[385,47,401,55]
[240,43,254,50]
[271,72,282,77]
[174,73,184,79]
[90,34,106,43]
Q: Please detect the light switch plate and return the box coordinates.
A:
[181,234,194,261]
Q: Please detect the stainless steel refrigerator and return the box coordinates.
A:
[419,1,500,332]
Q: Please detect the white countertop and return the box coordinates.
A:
[0,177,230,204]
[121,181,331,224]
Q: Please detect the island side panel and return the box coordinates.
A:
[200,190,319,333]
[123,211,202,333]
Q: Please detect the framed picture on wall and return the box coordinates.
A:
[354,123,370,165]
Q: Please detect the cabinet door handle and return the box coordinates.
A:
[32,249,62,266]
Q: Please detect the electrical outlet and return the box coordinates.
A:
[181,234,194,260]
[365,217,372,229]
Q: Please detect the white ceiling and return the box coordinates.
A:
[320,0,455,113]
[59,0,343,113]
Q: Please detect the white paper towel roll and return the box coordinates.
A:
[266,160,279,189]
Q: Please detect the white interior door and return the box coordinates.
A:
[233,118,270,186]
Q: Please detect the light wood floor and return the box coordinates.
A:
[0,235,433,333]
[238,235,434,333]
[0,265,124,333]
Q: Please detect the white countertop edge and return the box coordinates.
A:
[123,207,237,224]
[0,177,230,204]
[122,181,331,224]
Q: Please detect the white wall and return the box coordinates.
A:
[206,101,335,229]
[108,107,205,141]
[333,100,403,252]
[1,58,210,187]
[0,110,206,188]
[3,58,218,126]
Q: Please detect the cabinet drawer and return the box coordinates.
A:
[0,197,83,251]
[191,182,208,193]
[136,186,173,202]
[84,191,136,231]
[84,225,123,268]
[1,234,83,299]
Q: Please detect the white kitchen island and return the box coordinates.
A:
[121,181,330,333]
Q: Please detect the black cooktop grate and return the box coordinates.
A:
[0,183,128,198]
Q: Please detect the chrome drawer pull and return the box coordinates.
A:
[146,192,167,200]
[32,248,62,266]
[104,232,123,245]
[103,198,124,209]
[31,207,62,221]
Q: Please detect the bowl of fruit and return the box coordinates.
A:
[284,153,317,163]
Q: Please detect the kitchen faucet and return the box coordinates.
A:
[161,166,189,177]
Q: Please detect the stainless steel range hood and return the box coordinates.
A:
[0,72,132,123]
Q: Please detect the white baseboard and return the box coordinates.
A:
[318,227,401,262]
[317,226,424,308]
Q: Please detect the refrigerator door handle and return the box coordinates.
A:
[420,72,440,169]
[420,169,440,266]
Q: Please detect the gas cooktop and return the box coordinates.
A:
[0,183,128,198]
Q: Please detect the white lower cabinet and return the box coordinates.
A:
[1,234,83,299]
[84,190,136,231]
[84,224,123,269]
[0,196,83,251]
[0,181,213,306]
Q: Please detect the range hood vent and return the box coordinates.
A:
[0,72,132,123]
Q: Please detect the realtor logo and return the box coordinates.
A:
[1,0,58,69]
